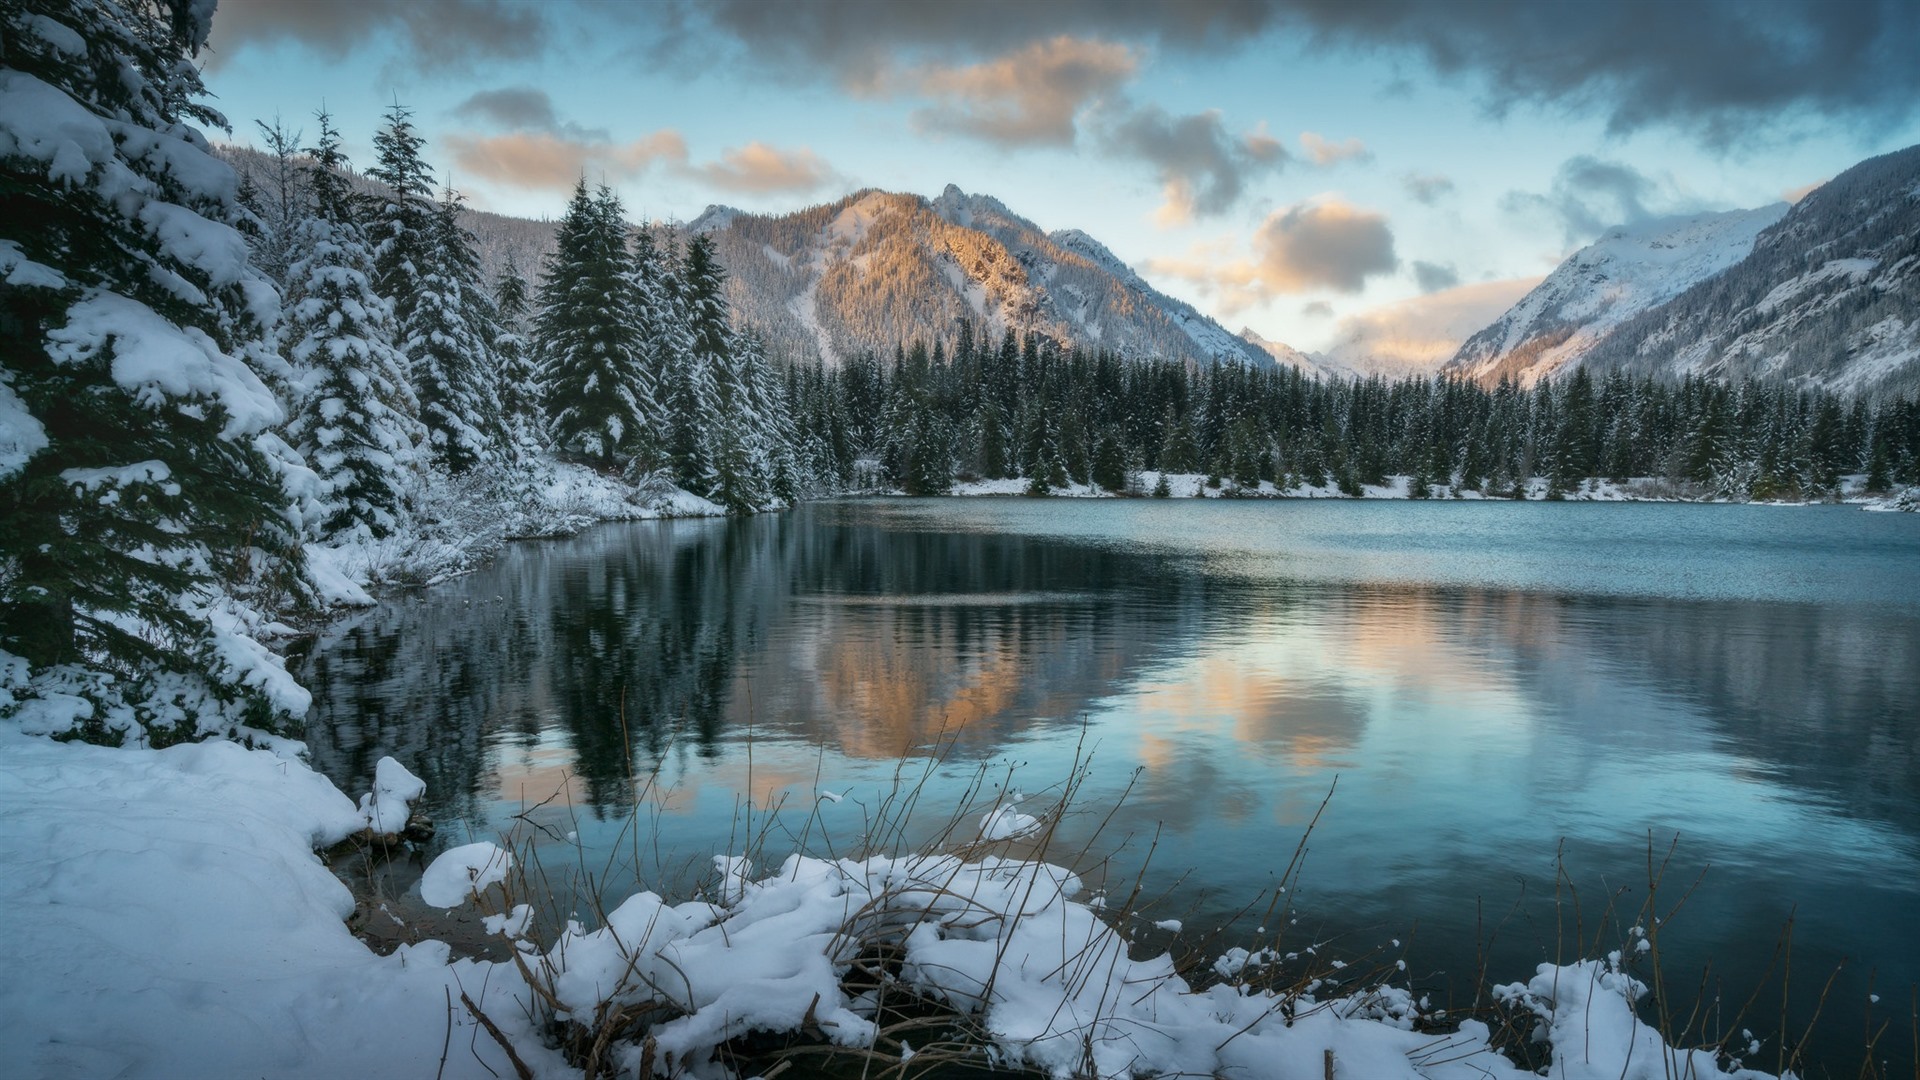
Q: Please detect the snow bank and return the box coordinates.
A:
[0,731,559,1079]
[1862,486,1920,512]
[302,457,731,607]
[440,842,1779,1080]
[1495,959,1773,1080]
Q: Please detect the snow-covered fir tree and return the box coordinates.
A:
[0,0,310,740]
[664,233,725,493]
[534,181,654,470]
[490,259,545,460]
[366,103,436,325]
[280,112,426,542]
[405,191,498,473]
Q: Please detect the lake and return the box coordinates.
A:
[300,498,1920,1075]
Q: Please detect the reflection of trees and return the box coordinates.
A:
[1531,595,1920,832]
[299,506,1215,834]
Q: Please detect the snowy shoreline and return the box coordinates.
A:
[0,723,1789,1079]
[917,471,1919,509]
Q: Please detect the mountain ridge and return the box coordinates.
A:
[695,184,1286,368]
[1445,205,1789,385]
[1445,142,1920,396]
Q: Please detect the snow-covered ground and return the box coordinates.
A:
[0,725,1783,1080]
[305,458,724,605]
[941,472,1896,506]
[0,730,562,1079]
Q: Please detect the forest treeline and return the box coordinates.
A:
[784,331,1920,500]
[239,112,1920,511]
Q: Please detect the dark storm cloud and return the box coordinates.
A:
[209,0,548,69]
[684,0,1920,143]
[690,0,1277,82]
[1092,104,1289,224]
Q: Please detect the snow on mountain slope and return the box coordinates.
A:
[699,185,1286,367]
[1239,326,1349,378]
[1574,144,1920,397]
[1446,204,1788,386]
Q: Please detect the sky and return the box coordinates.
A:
[201,0,1920,357]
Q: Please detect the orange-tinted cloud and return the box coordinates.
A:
[445,129,689,190]
[905,36,1137,146]
[1317,277,1542,376]
[1299,131,1372,167]
[692,143,842,195]
[1145,198,1397,311]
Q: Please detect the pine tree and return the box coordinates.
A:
[1092,429,1128,492]
[281,112,426,541]
[491,260,544,459]
[367,102,436,330]
[666,233,727,493]
[1,0,309,739]
[535,182,652,470]
[405,191,497,473]
[245,116,306,292]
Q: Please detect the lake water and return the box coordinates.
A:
[300,499,1920,1074]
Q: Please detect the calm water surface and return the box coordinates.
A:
[301,499,1920,1072]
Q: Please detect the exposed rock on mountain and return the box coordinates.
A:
[694,185,1282,366]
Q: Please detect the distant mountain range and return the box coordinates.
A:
[688,185,1274,368]
[225,139,1920,397]
[1446,144,1920,397]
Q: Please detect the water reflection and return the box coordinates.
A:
[300,500,1920,1072]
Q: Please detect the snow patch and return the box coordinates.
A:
[420,842,514,908]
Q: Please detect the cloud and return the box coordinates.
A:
[1302,301,1334,318]
[691,143,841,194]
[209,0,546,68]
[446,130,689,190]
[1299,132,1371,167]
[447,128,838,197]
[683,0,1920,147]
[906,37,1137,146]
[1145,198,1398,312]
[1412,260,1460,293]
[1095,105,1291,226]
[451,87,564,132]
[1501,155,1708,246]
[1317,277,1543,377]
[689,0,1273,83]
[1401,172,1455,204]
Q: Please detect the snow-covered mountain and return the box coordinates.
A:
[1445,205,1788,385]
[692,185,1284,367]
[1575,144,1920,397]
[1447,142,1920,397]
[1239,327,1354,378]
